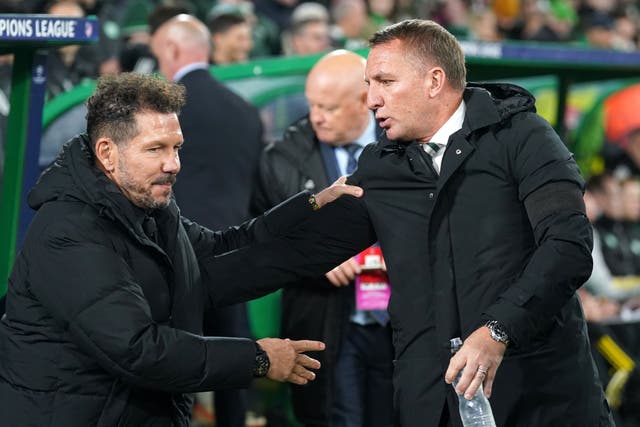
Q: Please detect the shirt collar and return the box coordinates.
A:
[430,100,466,147]
[173,62,209,82]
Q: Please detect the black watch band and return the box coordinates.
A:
[252,343,270,378]
[485,320,511,347]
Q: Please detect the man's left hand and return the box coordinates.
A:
[444,326,506,399]
[314,176,363,208]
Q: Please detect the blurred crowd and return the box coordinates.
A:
[2,0,640,183]
[1,0,640,97]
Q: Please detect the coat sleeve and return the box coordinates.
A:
[200,194,378,307]
[482,113,593,348]
[27,219,255,393]
[185,190,314,258]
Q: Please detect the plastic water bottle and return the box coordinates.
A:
[450,337,497,427]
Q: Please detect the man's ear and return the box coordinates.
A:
[427,66,445,98]
[94,137,116,172]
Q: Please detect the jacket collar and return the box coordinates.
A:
[462,83,536,135]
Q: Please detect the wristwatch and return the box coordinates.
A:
[252,343,270,378]
[485,320,511,347]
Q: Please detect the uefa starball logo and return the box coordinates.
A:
[84,21,93,39]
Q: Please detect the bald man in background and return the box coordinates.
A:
[252,50,393,427]
[151,15,264,427]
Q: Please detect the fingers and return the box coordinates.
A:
[287,372,311,385]
[483,365,496,398]
[463,366,488,400]
[289,339,326,353]
[325,258,361,286]
[296,353,321,370]
[326,268,350,286]
[342,257,362,276]
[331,175,363,198]
[291,361,318,381]
[444,353,465,385]
[286,349,323,385]
[444,327,506,399]
[338,184,364,198]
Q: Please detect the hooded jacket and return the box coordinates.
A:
[0,135,312,427]
[208,83,614,426]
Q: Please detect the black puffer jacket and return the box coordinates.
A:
[0,135,312,427]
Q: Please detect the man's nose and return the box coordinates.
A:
[163,153,180,174]
[309,106,325,124]
[367,88,382,110]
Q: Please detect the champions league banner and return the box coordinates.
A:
[0,15,98,43]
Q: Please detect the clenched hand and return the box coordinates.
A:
[444,326,506,399]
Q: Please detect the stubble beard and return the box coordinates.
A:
[118,158,174,210]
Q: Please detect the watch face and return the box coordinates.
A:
[487,321,510,345]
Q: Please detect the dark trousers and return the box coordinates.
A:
[332,322,394,427]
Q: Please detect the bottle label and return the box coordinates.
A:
[355,245,390,310]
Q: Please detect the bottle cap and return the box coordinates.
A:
[450,337,463,354]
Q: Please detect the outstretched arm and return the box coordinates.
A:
[201,194,377,308]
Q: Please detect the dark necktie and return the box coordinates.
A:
[344,144,360,174]
[423,141,444,173]
[423,141,442,158]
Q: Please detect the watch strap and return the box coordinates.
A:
[485,320,511,347]
[252,342,270,377]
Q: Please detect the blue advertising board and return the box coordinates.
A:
[0,14,98,43]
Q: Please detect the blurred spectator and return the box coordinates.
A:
[43,0,99,99]
[581,10,619,47]
[117,0,157,74]
[431,0,472,39]
[469,8,502,41]
[614,13,638,49]
[208,13,254,64]
[493,0,522,38]
[209,0,282,58]
[282,2,331,56]
[253,0,298,34]
[581,175,623,321]
[592,173,631,275]
[149,1,194,35]
[252,50,393,427]
[330,0,369,49]
[0,0,27,13]
[361,0,398,39]
[519,0,570,41]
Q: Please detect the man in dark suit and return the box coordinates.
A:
[252,50,393,427]
[208,19,615,426]
[151,14,264,427]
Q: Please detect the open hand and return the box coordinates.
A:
[313,176,363,208]
[257,338,325,385]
